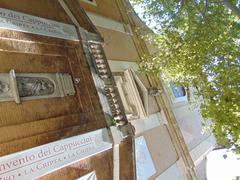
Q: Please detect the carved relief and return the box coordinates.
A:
[16,77,55,97]
[0,71,76,103]
[0,81,9,94]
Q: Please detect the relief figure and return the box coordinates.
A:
[16,77,55,97]
[0,81,9,94]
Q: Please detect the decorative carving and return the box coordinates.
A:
[0,81,9,94]
[0,71,75,103]
[89,42,128,127]
[16,77,55,97]
[148,87,162,97]
[56,73,75,96]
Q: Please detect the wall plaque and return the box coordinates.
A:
[0,70,76,103]
[0,128,112,180]
[0,8,79,41]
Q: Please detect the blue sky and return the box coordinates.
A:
[207,149,240,179]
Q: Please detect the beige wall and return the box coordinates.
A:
[143,125,178,177]
[155,159,186,180]
[79,0,122,21]
[97,27,139,61]
[80,1,140,62]
[172,104,212,151]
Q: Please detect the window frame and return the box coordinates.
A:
[166,82,188,104]
[113,69,149,121]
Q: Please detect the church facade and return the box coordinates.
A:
[0,0,215,180]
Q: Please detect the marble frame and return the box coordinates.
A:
[0,70,76,104]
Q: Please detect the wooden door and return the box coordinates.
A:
[0,1,106,157]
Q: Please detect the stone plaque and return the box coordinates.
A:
[0,71,76,103]
[0,8,79,41]
[0,128,112,180]
[16,77,55,97]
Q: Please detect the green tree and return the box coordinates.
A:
[132,0,240,152]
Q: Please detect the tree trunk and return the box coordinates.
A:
[222,0,240,18]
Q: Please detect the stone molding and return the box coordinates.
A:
[0,70,75,103]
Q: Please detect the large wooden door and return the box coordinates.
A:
[0,1,106,157]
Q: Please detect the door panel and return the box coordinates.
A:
[0,37,106,156]
[0,52,71,73]
[0,29,105,157]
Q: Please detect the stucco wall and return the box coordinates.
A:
[79,0,122,22]
[143,125,178,177]
[155,159,186,180]
[97,27,139,61]
[172,103,212,151]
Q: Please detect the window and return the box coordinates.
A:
[170,83,186,98]
[168,82,188,103]
[114,69,149,120]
